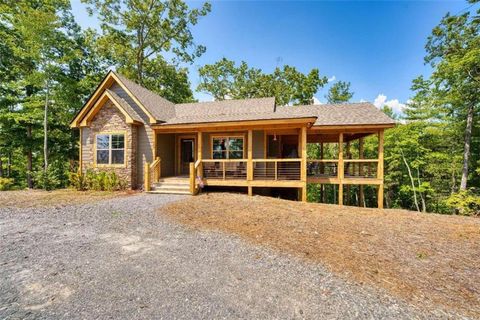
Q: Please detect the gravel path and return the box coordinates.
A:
[0,193,457,319]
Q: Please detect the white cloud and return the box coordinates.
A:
[327,75,336,83]
[313,96,323,105]
[373,94,406,114]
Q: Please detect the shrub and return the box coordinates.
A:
[69,171,88,191]
[446,190,480,216]
[70,169,127,191]
[0,177,14,191]
[34,160,70,190]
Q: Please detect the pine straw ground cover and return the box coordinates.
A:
[162,193,480,318]
[0,189,135,209]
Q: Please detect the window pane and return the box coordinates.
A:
[97,135,109,149]
[112,150,124,164]
[213,151,226,159]
[111,134,124,149]
[97,150,109,164]
[229,151,243,159]
[229,138,243,151]
[212,138,227,152]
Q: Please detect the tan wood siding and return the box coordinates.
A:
[252,130,264,159]
[156,133,175,177]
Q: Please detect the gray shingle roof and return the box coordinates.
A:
[112,73,394,127]
[114,72,176,121]
[275,103,396,126]
[105,89,143,123]
[174,97,275,117]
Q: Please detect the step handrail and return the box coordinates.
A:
[144,157,161,192]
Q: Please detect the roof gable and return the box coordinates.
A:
[113,73,175,121]
[71,71,174,128]
[79,90,143,127]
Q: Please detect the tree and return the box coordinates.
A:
[423,9,480,190]
[197,58,328,105]
[0,0,106,189]
[325,81,354,103]
[82,0,211,101]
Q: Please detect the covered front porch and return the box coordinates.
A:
[144,120,386,208]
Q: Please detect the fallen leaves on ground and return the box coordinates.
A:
[162,192,480,318]
[0,189,135,208]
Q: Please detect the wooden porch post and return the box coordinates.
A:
[346,141,351,205]
[300,126,307,202]
[197,131,203,178]
[320,142,324,203]
[377,130,384,209]
[144,162,151,192]
[247,129,253,196]
[359,137,365,207]
[338,133,344,205]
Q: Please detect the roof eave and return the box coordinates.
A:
[151,117,318,130]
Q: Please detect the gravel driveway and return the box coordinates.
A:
[0,193,455,319]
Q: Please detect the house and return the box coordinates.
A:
[70,71,395,207]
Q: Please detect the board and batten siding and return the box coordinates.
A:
[156,133,175,177]
[110,83,153,186]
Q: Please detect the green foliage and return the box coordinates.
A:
[82,0,211,101]
[33,160,69,191]
[0,177,14,191]
[325,81,354,103]
[446,190,480,216]
[69,171,88,191]
[197,58,328,106]
[70,169,127,191]
[0,0,106,189]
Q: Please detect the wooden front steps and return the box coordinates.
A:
[148,176,191,195]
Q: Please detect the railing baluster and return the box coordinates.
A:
[274,161,278,180]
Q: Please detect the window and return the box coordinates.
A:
[212,136,244,159]
[96,133,125,165]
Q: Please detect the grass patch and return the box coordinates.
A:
[0,189,136,208]
[163,193,480,318]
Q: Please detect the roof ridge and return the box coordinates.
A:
[175,96,275,106]
[277,102,374,108]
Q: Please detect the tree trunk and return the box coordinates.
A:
[400,149,420,212]
[451,167,457,194]
[27,125,33,189]
[44,82,49,174]
[460,104,474,190]
[0,154,3,178]
[7,152,11,177]
[416,167,426,213]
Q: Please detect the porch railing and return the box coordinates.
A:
[307,159,338,178]
[252,159,301,180]
[344,159,378,178]
[201,159,248,180]
[189,158,303,182]
[307,159,378,179]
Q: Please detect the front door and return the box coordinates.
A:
[179,138,195,175]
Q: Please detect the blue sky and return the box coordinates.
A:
[71,0,472,112]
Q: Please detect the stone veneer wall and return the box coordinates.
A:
[81,102,137,189]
